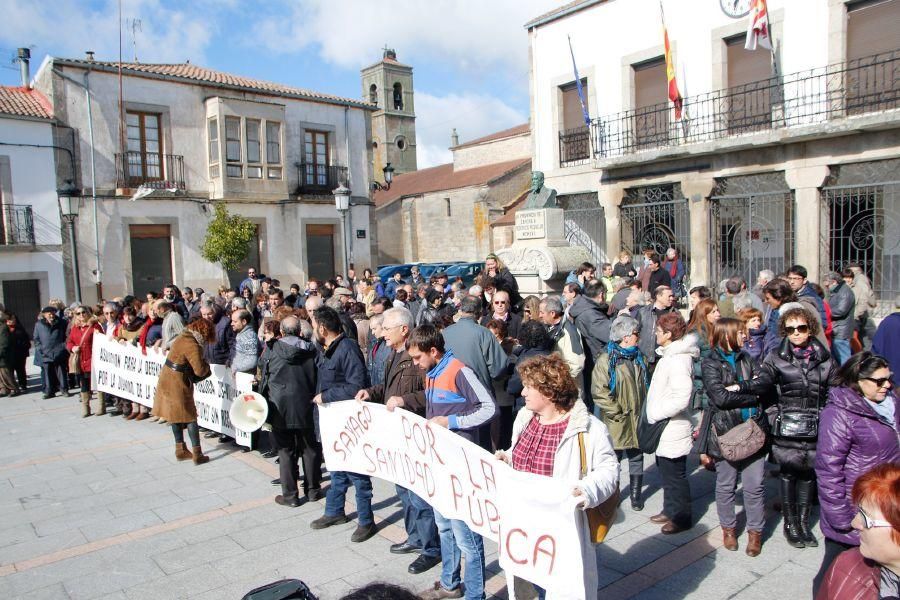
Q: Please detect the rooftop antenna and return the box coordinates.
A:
[128,18,142,62]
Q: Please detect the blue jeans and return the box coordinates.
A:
[433,509,485,600]
[831,338,851,365]
[324,471,373,526]
[396,485,440,558]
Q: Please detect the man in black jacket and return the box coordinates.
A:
[646,253,673,298]
[309,306,375,542]
[33,307,70,399]
[636,285,676,368]
[567,281,611,411]
[259,316,320,507]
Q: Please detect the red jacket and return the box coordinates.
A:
[66,322,103,373]
[816,548,880,600]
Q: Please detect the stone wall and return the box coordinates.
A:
[452,133,531,171]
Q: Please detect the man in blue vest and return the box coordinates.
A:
[408,324,496,600]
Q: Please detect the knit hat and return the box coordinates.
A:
[609,315,640,342]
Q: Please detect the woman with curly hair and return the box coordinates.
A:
[497,353,618,599]
[153,317,216,465]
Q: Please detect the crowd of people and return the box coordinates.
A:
[18,250,900,600]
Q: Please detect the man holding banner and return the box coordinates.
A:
[408,325,496,600]
[355,307,441,575]
[309,306,376,543]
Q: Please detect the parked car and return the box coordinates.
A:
[445,262,484,286]
[377,263,419,281]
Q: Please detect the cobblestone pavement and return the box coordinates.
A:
[0,376,825,599]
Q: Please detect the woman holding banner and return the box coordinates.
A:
[153,318,216,465]
[497,353,619,599]
[66,306,103,417]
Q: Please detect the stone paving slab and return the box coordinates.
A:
[0,374,828,599]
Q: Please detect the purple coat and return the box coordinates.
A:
[815,386,900,545]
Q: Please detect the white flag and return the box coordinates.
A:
[745,0,772,51]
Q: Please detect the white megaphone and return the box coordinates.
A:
[229,391,269,433]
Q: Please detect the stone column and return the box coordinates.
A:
[598,182,625,260]
[785,165,830,283]
[680,177,716,288]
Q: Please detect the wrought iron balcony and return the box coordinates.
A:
[115,151,186,190]
[558,126,591,167]
[1,205,35,245]
[590,49,900,160]
[297,163,348,195]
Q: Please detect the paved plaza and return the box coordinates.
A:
[0,373,825,599]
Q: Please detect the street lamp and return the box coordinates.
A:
[371,163,395,191]
[332,183,352,279]
[58,187,82,303]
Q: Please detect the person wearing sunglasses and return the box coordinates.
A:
[746,306,839,550]
[813,353,900,594]
[65,306,104,417]
[816,462,900,600]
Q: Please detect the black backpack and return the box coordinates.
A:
[241,579,317,600]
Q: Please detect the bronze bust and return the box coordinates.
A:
[522,171,558,210]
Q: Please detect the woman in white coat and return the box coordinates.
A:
[646,311,699,534]
[497,354,619,600]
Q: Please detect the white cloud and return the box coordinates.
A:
[0,0,213,67]
[414,90,526,168]
[249,0,559,76]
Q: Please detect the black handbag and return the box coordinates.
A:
[774,409,819,439]
[637,400,669,454]
[241,579,317,600]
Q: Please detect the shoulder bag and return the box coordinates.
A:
[637,399,669,454]
[774,385,820,439]
[577,431,619,544]
[714,418,766,462]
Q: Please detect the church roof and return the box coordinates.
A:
[373,158,531,209]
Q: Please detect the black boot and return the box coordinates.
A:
[630,475,644,511]
[796,478,819,548]
[780,475,805,548]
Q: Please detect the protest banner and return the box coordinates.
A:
[318,400,587,599]
[91,336,252,447]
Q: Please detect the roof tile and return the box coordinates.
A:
[0,87,53,120]
[373,158,531,208]
[53,59,374,109]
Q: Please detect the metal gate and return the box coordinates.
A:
[619,184,691,264]
[709,192,795,288]
[823,181,900,317]
[560,192,606,266]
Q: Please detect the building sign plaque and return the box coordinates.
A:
[515,209,547,240]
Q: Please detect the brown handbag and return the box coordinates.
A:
[68,351,82,375]
[715,418,766,462]
[577,431,619,544]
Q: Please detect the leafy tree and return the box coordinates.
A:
[200,204,256,280]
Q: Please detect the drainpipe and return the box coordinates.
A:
[344,106,354,268]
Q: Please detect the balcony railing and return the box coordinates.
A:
[1,205,35,245]
[590,49,900,160]
[115,151,186,190]
[297,163,348,195]
[559,126,591,166]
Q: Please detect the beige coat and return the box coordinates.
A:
[152,330,210,424]
[646,333,699,459]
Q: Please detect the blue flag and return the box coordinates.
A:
[568,35,590,126]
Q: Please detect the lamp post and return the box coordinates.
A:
[371,163,395,191]
[332,183,352,279]
[58,188,82,303]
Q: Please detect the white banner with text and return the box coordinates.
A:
[91,336,252,447]
[318,400,586,599]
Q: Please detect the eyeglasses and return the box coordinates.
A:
[382,324,403,331]
[857,507,893,529]
[784,325,809,334]
[493,300,508,305]
[75,311,87,315]
[862,375,894,388]
[103,311,115,315]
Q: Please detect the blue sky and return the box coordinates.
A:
[0,0,560,166]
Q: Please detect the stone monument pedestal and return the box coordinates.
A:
[495,208,593,296]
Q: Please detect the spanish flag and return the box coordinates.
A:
[745,0,773,51]
[662,8,683,120]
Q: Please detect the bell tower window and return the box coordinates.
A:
[393,82,403,110]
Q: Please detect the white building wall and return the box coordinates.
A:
[0,116,66,302]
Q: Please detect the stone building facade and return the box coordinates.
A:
[373,124,531,264]
[528,0,900,315]
[34,57,376,301]
[361,49,417,182]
